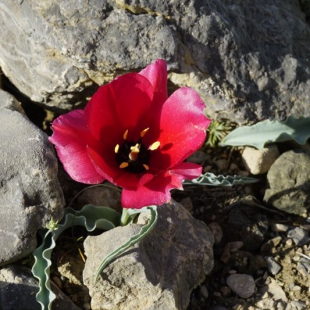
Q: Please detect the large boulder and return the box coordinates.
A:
[0,0,309,123]
[0,90,64,265]
[83,201,214,310]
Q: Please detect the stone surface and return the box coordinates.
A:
[265,256,282,275]
[224,199,268,251]
[0,0,310,123]
[0,90,64,265]
[0,264,82,310]
[287,227,310,246]
[83,200,214,310]
[242,144,280,175]
[259,277,288,303]
[226,274,256,298]
[264,150,310,216]
[76,185,122,213]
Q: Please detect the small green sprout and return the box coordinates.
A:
[45,218,58,231]
[206,120,234,147]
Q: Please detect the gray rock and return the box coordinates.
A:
[226,274,256,298]
[0,264,82,310]
[264,150,310,216]
[242,144,280,175]
[265,256,282,275]
[0,90,64,265]
[83,200,214,310]
[259,276,288,303]
[0,0,310,123]
[287,227,310,246]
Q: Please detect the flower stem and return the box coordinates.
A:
[120,208,131,226]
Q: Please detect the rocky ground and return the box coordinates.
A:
[2,76,310,310]
[185,147,310,310]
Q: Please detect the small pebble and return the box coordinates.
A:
[261,236,282,253]
[228,269,237,274]
[285,238,293,247]
[208,222,223,244]
[215,159,227,170]
[220,286,231,297]
[226,274,256,298]
[271,223,289,232]
[199,285,209,299]
[265,256,282,275]
[287,227,310,246]
[229,163,238,171]
[229,241,244,252]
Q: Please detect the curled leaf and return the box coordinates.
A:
[32,205,121,310]
[183,172,258,186]
[220,116,310,149]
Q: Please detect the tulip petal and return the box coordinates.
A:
[151,87,211,170]
[169,161,203,180]
[49,110,105,184]
[84,73,155,143]
[139,59,168,105]
[121,162,202,209]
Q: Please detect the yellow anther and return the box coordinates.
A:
[123,129,128,140]
[140,127,149,138]
[130,143,140,152]
[129,143,140,161]
[119,162,129,169]
[148,141,160,151]
[114,144,119,153]
[143,164,150,171]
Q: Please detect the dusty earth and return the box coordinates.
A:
[3,76,310,310]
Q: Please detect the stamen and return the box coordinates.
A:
[143,164,150,170]
[129,143,140,161]
[119,162,129,169]
[140,127,149,138]
[130,143,140,152]
[114,144,119,153]
[123,129,128,140]
[148,141,160,151]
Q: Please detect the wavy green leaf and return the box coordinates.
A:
[220,116,310,149]
[183,172,258,186]
[93,206,158,283]
[32,205,121,310]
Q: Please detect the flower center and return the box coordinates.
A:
[115,128,160,173]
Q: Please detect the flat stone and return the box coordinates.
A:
[0,90,64,265]
[83,200,214,310]
[226,274,256,298]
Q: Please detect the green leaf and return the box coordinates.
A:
[183,172,258,186]
[220,116,310,149]
[93,205,158,283]
[32,205,121,310]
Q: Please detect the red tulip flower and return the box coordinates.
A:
[49,59,211,209]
